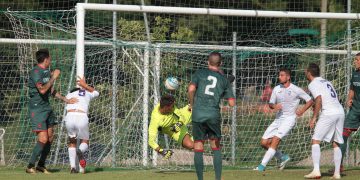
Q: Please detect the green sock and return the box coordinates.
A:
[340,135,348,164]
[28,141,45,168]
[194,151,204,180]
[213,150,222,180]
[38,142,51,167]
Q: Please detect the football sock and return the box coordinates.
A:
[194,150,204,180]
[212,148,222,180]
[261,148,276,166]
[68,147,76,168]
[79,143,88,153]
[334,147,342,175]
[38,142,51,167]
[312,144,321,172]
[28,141,45,168]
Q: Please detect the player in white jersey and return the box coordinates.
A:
[256,68,313,172]
[304,63,344,179]
[65,77,99,174]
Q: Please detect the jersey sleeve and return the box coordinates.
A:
[89,90,99,99]
[177,105,192,125]
[190,72,200,86]
[31,69,44,87]
[308,83,321,99]
[269,87,277,104]
[296,87,312,102]
[223,80,235,99]
[148,112,161,150]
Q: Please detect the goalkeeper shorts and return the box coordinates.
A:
[169,125,191,146]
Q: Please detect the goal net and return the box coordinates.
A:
[1,2,360,169]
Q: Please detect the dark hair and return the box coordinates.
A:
[160,94,175,108]
[208,52,222,66]
[307,63,320,77]
[69,88,80,93]
[356,52,360,57]
[279,67,291,76]
[36,49,50,63]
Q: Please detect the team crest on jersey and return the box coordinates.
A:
[287,91,292,95]
[79,89,86,96]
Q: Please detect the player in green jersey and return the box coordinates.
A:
[26,49,78,174]
[148,95,193,159]
[188,52,236,180]
[335,52,360,173]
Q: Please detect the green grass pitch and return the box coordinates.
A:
[1,167,360,180]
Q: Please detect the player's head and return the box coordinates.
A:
[208,52,222,67]
[159,94,175,114]
[36,49,51,67]
[306,63,320,81]
[278,67,291,84]
[354,52,360,70]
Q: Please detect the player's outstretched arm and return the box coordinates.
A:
[77,76,95,93]
[296,100,313,117]
[52,88,78,104]
[36,69,60,95]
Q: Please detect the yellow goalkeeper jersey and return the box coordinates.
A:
[148,104,192,150]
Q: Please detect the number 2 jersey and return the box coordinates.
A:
[308,77,344,116]
[190,69,235,123]
[65,89,99,113]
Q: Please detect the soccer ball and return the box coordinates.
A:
[164,77,179,90]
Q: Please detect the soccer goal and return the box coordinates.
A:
[0,128,5,166]
[1,2,360,169]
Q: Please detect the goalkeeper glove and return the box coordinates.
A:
[158,149,174,160]
[171,122,183,132]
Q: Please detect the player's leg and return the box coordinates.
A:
[192,121,206,180]
[68,137,78,173]
[181,134,194,150]
[260,138,272,150]
[258,136,280,170]
[27,110,48,174]
[37,111,57,173]
[339,109,360,170]
[207,121,222,180]
[77,114,90,173]
[331,114,345,179]
[305,115,334,179]
[65,113,78,173]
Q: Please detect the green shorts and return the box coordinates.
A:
[29,108,57,132]
[192,121,221,141]
[169,125,192,146]
[345,108,360,130]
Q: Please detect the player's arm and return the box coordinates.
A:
[52,88,78,104]
[148,115,173,159]
[268,87,282,110]
[35,69,60,95]
[188,83,197,111]
[296,88,314,117]
[77,76,95,93]
[347,85,354,107]
[309,96,321,129]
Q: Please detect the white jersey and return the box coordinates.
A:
[269,83,312,118]
[65,89,99,113]
[308,77,344,116]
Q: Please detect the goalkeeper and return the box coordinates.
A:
[148,94,193,159]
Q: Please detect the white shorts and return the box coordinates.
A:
[262,116,296,139]
[65,112,89,140]
[313,114,344,144]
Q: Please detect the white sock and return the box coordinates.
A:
[261,148,276,166]
[312,144,321,172]
[333,147,342,175]
[79,143,88,153]
[68,147,76,168]
[274,150,283,160]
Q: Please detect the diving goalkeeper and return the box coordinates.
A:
[148,94,193,159]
